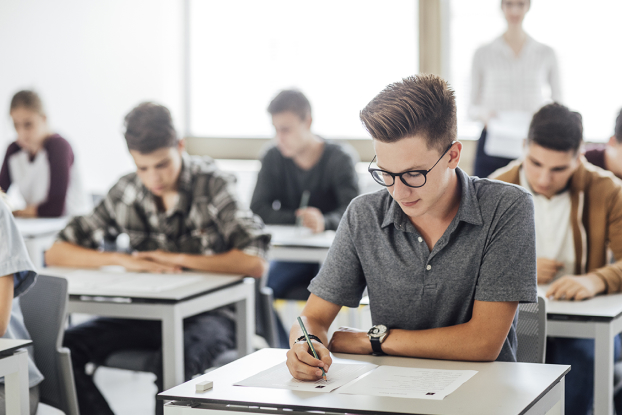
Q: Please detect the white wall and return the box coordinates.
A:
[0,0,184,195]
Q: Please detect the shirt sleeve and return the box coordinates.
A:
[37,136,74,217]
[0,199,37,296]
[475,190,537,303]
[211,173,271,259]
[548,49,563,103]
[57,188,121,249]
[322,147,360,231]
[0,142,22,193]
[250,149,297,225]
[308,202,367,307]
[468,48,487,122]
[593,181,622,293]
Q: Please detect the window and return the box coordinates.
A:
[189,0,418,139]
[449,0,622,142]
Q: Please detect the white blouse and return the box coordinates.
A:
[469,35,562,123]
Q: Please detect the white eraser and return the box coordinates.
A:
[196,380,213,392]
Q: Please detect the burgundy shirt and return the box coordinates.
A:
[0,134,74,217]
[584,144,606,171]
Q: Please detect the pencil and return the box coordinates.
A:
[297,316,327,381]
[296,190,311,228]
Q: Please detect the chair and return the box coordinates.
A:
[19,275,80,415]
[516,294,547,363]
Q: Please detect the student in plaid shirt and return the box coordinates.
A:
[46,102,270,415]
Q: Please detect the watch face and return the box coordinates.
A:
[368,324,388,338]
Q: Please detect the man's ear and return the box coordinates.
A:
[447,141,462,168]
[177,137,186,153]
[608,135,618,147]
[304,115,313,130]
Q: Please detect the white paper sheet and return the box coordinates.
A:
[337,365,478,400]
[234,362,377,393]
[66,269,203,293]
[484,110,531,159]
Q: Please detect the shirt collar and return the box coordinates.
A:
[381,167,483,229]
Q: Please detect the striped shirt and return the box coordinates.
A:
[469,35,562,122]
[58,153,270,258]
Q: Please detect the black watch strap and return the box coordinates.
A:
[297,334,323,345]
[370,337,386,356]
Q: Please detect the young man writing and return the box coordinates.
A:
[46,102,270,415]
[250,90,359,301]
[492,103,622,415]
[286,74,537,381]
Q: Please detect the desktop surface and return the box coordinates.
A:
[160,348,569,415]
[0,339,33,357]
[538,286,622,321]
[43,266,245,302]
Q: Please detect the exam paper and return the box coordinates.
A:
[484,111,531,159]
[66,270,203,292]
[234,362,377,393]
[337,366,477,400]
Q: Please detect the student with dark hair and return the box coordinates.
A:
[286,74,536,381]
[0,90,91,217]
[584,108,622,179]
[492,103,622,415]
[46,102,270,415]
[250,90,359,302]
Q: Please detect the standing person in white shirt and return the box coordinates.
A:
[470,0,562,178]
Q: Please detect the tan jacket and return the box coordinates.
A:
[492,159,622,293]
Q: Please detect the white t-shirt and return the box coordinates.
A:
[520,168,575,279]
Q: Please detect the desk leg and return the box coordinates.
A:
[4,350,29,415]
[236,279,255,357]
[162,305,185,390]
[594,322,614,415]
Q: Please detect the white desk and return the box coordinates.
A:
[43,267,255,390]
[266,225,334,263]
[541,287,622,415]
[0,339,32,415]
[159,348,570,415]
[15,217,68,268]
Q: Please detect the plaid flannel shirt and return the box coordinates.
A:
[59,154,270,259]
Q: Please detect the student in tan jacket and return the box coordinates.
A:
[492,103,622,415]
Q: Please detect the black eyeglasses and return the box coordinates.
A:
[368,141,456,188]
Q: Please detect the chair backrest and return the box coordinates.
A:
[20,275,80,415]
[516,295,547,364]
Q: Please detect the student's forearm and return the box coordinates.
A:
[170,250,267,278]
[0,275,14,337]
[289,294,342,347]
[382,322,504,362]
[45,241,127,268]
[380,301,518,361]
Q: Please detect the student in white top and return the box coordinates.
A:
[470,0,562,178]
[0,90,91,218]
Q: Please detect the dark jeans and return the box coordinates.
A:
[473,128,514,178]
[266,261,320,300]
[63,312,235,415]
[546,335,622,415]
[267,261,320,347]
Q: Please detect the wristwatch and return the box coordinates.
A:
[367,324,389,355]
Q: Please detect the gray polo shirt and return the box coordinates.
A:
[308,167,537,362]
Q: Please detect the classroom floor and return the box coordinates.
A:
[94,366,157,414]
